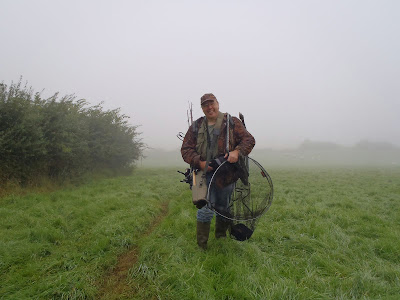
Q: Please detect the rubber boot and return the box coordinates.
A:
[196,221,211,250]
[215,217,231,239]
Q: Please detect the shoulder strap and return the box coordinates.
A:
[226,113,230,153]
[192,117,204,134]
[192,119,198,134]
[229,115,235,127]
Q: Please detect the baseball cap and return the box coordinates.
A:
[200,93,217,105]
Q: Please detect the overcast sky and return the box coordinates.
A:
[1,0,399,150]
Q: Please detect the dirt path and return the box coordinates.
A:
[96,201,169,299]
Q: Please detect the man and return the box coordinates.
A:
[181,93,255,249]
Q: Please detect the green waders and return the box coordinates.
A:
[196,221,211,250]
[215,217,231,238]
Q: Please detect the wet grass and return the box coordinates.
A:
[130,167,400,299]
[1,167,400,299]
[0,168,184,299]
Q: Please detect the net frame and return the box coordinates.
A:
[206,156,273,222]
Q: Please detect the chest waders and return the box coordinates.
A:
[191,112,226,209]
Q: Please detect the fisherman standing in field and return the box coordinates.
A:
[181,93,255,249]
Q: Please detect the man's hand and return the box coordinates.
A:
[224,149,239,163]
[199,160,213,172]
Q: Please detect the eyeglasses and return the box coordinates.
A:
[201,101,215,108]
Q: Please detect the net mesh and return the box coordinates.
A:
[208,157,273,240]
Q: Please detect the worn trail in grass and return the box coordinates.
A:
[97,201,170,299]
[2,167,400,299]
[0,168,185,299]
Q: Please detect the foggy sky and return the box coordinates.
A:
[1,0,399,150]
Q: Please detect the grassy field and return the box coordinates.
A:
[0,169,184,299]
[1,167,400,299]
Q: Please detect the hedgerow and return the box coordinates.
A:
[0,78,143,186]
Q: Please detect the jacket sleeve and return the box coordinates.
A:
[232,117,255,156]
[181,123,202,168]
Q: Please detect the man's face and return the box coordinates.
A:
[201,100,220,120]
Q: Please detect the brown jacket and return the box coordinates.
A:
[181,113,255,168]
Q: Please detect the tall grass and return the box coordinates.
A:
[1,167,399,299]
[130,167,400,299]
[0,168,185,299]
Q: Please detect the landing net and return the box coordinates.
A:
[207,157,273,241]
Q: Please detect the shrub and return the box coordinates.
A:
[0,78,143,187]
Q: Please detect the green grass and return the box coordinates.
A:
[1,167,400,299]
[130,167,400,299]
[0,168,185,299]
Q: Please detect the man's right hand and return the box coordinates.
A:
[199,160,213,172]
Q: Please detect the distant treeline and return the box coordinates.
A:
[252,140,400,167]
[0,79,143,185]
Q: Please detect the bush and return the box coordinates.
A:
[0,78,143,187]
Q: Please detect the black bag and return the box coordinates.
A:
[230,223,253,241]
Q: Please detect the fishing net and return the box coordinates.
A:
[207,156,273,241]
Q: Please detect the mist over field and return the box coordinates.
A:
[1,1,400,152]
[2,2,400,298]
[141,140,400,168]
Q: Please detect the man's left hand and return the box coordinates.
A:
[224,149,239,163]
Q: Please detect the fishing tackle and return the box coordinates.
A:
[177,107,274,241]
